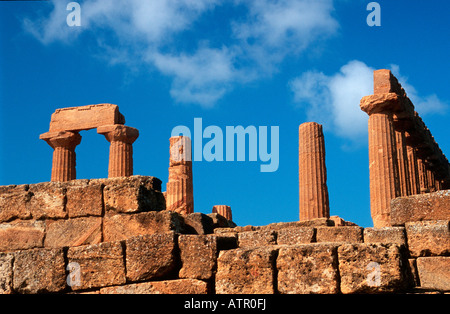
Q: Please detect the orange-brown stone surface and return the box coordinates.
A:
[212,205,232,221]
[361,70,450,227]
[366,113,400,227]
[40,131,81,182]
[48,103,125,132]
[97,124,139,178]
[40,104,138,182]
[166,136,194,215]
[390,190,450,226]
[298,122,329,221]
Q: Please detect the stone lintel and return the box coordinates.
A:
[49,103,125,132]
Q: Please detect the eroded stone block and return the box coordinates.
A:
[103,211,184,242]
[338,243,409,294]
[125,232,177,282]
[0,253,13,294]
[0,220,45,251]
[405,220,449,257]
[99,279,208,294]
[416,257,450,291]
[13,247,66,294]
[363,227,406,245]
[316,226,363,243]
[103,176,164,213]
[0,185,31,223]
[238,230,276,248]
[66,182,103,218]
[27,182,66,219]
[390,190,450,226]
[216,247,278,294]
[67,241,126,291]
[179,234,218,280]
[277,244,339,294]
[44,217,102,248]
[277,227,315,245]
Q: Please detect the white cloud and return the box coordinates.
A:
[151,47,239,107]
[234,0,337,47]
[23,0,339,107]
[291,60,372,142]
[232,0,338,74]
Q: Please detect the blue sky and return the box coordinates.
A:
[0,0,449,227]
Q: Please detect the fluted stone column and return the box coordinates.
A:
[40,131,82,182]
[360,90,402,227]
[166,136,194,215]
[298,122,329,221]
[212,205,232,221]
[97,125,139,178]
[395,130,411,197]
[367,113,400,227]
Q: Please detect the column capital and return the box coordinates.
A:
[39,131,81,150]
[97,124,139,144]
[360,93,402,115]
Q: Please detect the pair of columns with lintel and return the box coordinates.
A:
[40,125,138,182]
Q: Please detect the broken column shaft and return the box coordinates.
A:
[166,136,194,215]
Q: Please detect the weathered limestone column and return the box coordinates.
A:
[395,130,411,196]
[212,205,232,221]
[298,122,329,221]
[367,113,401,227]
[360,89,402,227]
[40,131,82,182]
[166,136,194,215]
[97,125,139,178]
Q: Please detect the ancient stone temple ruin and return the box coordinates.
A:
[360,70,450,227]
[0,70,449,294]
[39,104,139,181]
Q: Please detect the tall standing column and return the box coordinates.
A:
[97,125,139,178]
[298,122,329,221]
[360,90,402,227]
[367,113,400,227]
[166,136,194,215]
[40,131,82,182]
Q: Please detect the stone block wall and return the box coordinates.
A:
[0,177,448,294]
